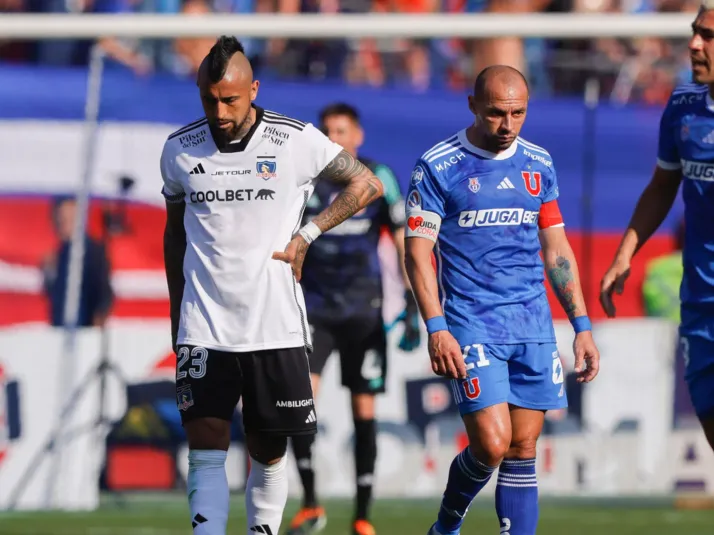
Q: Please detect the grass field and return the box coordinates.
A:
[2,495,714,535]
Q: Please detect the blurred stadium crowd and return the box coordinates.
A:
[0,0,704,101]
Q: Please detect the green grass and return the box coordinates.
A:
[2,495,714,535]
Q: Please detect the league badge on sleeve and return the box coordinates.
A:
[407,190,422,211]
[411,166,425,186]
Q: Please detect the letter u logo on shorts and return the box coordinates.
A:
[462,377,481,400]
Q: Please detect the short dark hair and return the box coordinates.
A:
[206,36,245,83]
[319,103,360,126]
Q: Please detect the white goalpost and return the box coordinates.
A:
[0,11,700,510]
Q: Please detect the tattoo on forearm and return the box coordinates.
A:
[547,256,579,318]
[313,150,383,232]
[319,150,366,183]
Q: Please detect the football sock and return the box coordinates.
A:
[495,458,539,535]
[291,434,319,508]
[246,455,288,535]
[187,449,229,535]
[354,418,377,521]
[435,448,497,534]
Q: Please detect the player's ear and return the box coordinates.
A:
[467,95,478,116]
[250,80,259,102]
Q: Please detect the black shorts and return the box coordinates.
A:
[175,345,317,436]
[309,315,387,394]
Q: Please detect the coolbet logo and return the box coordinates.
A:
[0,361,22,469]
[682,159,714,181]
[459,208,538,228]
[406,210,440,241]
[189,189,271,203]
[256,159,277,180]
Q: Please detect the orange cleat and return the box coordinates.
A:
[352,519,376,535]
[285,506,327,535]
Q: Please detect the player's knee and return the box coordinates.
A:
[506,436,538,459]
[247,432,288,465]
[185,417,231,450]
[351,393,376,420]
[471,432,510,466]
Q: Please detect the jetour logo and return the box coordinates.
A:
[0,361,21,469]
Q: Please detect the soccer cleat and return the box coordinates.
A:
[427,522,459,535]
[285,506,327,534]
[352,519,376,535]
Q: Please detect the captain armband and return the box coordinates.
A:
[405,210,441,243]
[538,200,564,229]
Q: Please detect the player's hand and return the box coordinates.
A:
[428,331,467,379]
[272,234,310,282]
[572,330,600,383]
[599,260,631,318]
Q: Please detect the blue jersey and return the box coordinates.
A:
[658,83,714,342]
[301,157,405,322]
[405,130,560,346]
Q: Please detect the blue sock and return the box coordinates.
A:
[434,448,496,535]
[495,458,539,535]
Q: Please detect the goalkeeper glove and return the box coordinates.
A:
[398,290,421,352]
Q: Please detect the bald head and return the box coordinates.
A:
[473,65,529,102]
[467,65,529,153]
[197,36,259,145]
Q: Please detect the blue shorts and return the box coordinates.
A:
[680,334,714,419]
[449,342,568,415]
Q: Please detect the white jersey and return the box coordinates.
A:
[160,106,343,352]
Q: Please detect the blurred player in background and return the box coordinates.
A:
[405,65,600,535]
[162,37,383,535]
[601,1,714,454]
[287,103,421,535]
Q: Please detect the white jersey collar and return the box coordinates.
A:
[457,129,518,160]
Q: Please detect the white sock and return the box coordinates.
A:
[187,450,229,535]
[245,455,288,535]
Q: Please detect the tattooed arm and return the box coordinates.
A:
[539,226,587,320]
[272,150,383,280]
[311,149,384,232]
[540,225,600,383]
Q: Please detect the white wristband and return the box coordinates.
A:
[298,221,322,244]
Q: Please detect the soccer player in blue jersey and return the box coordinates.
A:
[404,65,600,535]
[601,2,714,454]
[287,103,421,535]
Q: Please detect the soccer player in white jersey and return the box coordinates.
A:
[601,1,714,454]
[161,37,384,535]
[404,66,600,535]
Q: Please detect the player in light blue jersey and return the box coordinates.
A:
[405,66,600,535]
[601,2,714,454]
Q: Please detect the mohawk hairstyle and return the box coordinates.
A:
[206,36,245,83]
